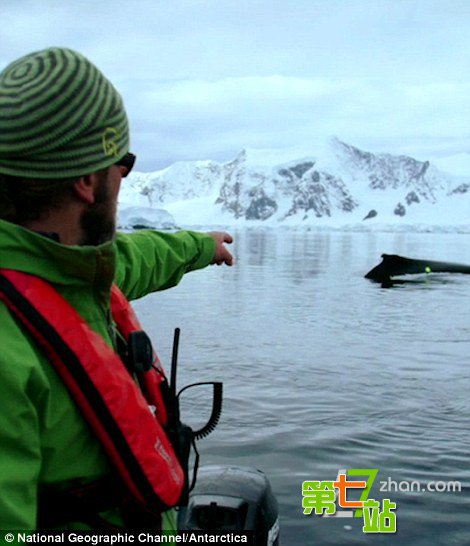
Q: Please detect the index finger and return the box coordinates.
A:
[222,232,233,244]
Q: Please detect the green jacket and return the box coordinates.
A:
[0,219,216,529]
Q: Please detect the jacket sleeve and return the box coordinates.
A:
[114,230,216,301]
[0,315,42,529]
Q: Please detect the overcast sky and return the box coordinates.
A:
[1,0,469,171]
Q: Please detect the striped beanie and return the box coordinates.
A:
[0,47,129,179]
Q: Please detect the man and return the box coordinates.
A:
[0,47,233,530]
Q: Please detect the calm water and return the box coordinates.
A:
[134,228,470,546]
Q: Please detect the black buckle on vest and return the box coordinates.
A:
[127,331,153,372]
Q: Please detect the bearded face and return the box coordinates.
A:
[79,169,119,246]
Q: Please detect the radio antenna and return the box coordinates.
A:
[170,327,180,400]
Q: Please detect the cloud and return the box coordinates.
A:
[121,75,470,169]
[2,0,470,169]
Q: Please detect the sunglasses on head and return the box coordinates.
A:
[115,152,136,177]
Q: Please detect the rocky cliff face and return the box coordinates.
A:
[329,139,448,217]
[215,152,358,221]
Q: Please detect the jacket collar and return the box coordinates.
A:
[0,219,117,292]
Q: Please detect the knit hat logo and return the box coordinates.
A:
[0,48,130,179]
[102,127,121,158]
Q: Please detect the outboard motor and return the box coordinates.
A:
[178,465,280,545]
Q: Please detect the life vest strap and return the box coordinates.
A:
[37,476,124,530]
[37,476,163,531]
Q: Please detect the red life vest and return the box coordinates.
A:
[0,269,184,518]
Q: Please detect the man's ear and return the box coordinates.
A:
[73,174,97,204]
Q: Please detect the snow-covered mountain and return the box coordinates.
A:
[118,138,470,229]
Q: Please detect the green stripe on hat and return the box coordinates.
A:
[0,47,129,178]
